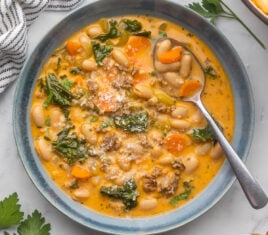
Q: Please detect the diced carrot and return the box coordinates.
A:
[125,36,151,57]
[66,40,81,55]
[165,133,189,155]
[157,47,182,64]
[133,72,148,85]
[94,88,120,113]
[71,165,91,179]
[178,80,202,97]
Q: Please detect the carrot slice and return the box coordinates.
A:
[125,36,151,57]
[71,165,91,179]
[157,47,182,64]
[133,72,148,85]
[165,133,189,154]
[179,80,202,97]
[66,40,81,55]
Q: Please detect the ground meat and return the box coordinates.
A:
[87,80,99,93]
[112,73,133,89]
[100,134,121,152]
[156,104,175,113]
[143,175,157,192]
[157,172,179,196]
[171,158,185,170]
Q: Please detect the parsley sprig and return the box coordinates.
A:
[188,0,266,49]
[0,193,51,235]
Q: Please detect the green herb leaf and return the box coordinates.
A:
[170,181,193,206]
[90,115,99,122]
[61,79,75,90]
[0,193,24,229]
[45,117,51,127]
[204,65,218,78]
[99,120,113,129]
[187,0,265,49]
[91,42,113,66]
[114,112,149,133]
[52,127,90,164]
[41,73,75,108]
[69,67,82,75]
[17,210,51,235]
[100,179,139,210]
[132,30,151,38]
[95,20,120,42]
[191,125,216,142]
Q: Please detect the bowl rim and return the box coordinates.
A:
[13,0,255,234]
[242,0,268,25]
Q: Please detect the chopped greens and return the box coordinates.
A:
[158,22,168,37]
[90,115,99,122]
[132,31,151,37]
[204,65,218,78]
[95,20,120,42]
[91,41,113,66]
[122,19,142,32]
[69,67,82,75]
[99,120,113,129]
[61,78,75,90]
[45,117,51,127]
[52,127,90,164]
[40,73,75,108]
[114,111,149,133]
[169,181,193,206]
[100,179,139,210]
[191,125,216,142]
[187,0,265,49]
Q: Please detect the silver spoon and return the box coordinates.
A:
[154,37,267,209]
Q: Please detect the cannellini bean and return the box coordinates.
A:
[190,110,204,123]
[171,107,188,119]
[73,188,90,200]
[82,59,97,72]
[163,72,184,88]
[170,119,190,131]
[157,114,169,123]
[87,25,102,38]
[35,138,52,161]
[155,61,181,73]
[148,129,163,143]
[158,155,173,165]
[180,53,192,77]
[151,146,163,159]
[81,124,97,144]
[195,142,213,155]
[210,143,224,159]
[157,39,172,55]
[117,155,132,171]
[112,49,129,67]
[124,142,144,155]
[139,198,158,211]
[133,83,153,99]
[31,104,45,127]
[183,155,199,174]
[79,34,91,44]
[50,108,65,129]
[90,176,101,186]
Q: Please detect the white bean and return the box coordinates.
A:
[82,59,97,72]
[139,198,158,211]
[73,188,90,200]
[157,39,172,55]
[171,107,189,119]
[155,61,181,73]
[31,104,45,127]
[183,155,199,174]
[190,110,204,123]
[170,119,190,131]
[35,138,52,161]
[180,53,192,77]
[195,142,213,155]
[163,72,184,88]
[210,143,224,159]
[81,124,97,144]
[133,83,153,99]
[50,107,65,129]
[90,176,101,186]
[117,155,132,171]
[150,146,163,159]
[87,25,102,38]
[112,49,129,67]
[158,155,173,165]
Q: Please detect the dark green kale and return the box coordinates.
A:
[122,19,142,32]
[191,125,216,142]
[52,127,90,164]
[100,179,139,210]
[169,181,193,206]
[69,67,82,75]
[61,78,75,90]
[114,112,149,133]
[91,41,113,66]
[132,31,151,38]
[40,73,75,108]
[204,65,218,78]
[95,20,120,42]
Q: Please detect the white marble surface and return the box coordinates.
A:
[1,0,268,234]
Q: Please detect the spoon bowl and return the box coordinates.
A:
[154,37,268,209]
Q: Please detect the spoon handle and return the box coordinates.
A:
[196,100,267,209]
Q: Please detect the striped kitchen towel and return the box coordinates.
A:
[0,0,84,93]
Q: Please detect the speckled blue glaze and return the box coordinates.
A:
[13,0,254,234]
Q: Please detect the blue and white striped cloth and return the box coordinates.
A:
[0,0,84,93]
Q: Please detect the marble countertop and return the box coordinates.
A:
[1,0,268,234]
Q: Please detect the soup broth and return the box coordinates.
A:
[30,15,235,217]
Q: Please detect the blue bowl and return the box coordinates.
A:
[13,0,254,234]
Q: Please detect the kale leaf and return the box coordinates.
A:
[114,111,149,133]
[52,127,90,164]
[191,125,216,142]
[122,19,142,32]
[100,179,139,210]
[91,41,113,66]
[41,73,75,108]
[169,181,193,206]
[95,20,120,42]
